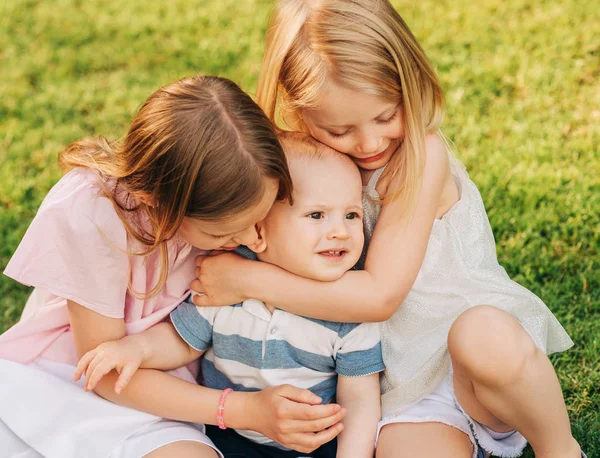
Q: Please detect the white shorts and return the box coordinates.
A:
[377,368,527,458]
[0,358,222,458]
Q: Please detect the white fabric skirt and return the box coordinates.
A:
[0,358,221,458]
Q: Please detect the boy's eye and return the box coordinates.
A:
[308,212,324,219]
[345,212,361,220]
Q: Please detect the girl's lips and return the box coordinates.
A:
[220,246,239,251]
[356,151,386,163]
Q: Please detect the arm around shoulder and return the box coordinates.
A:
[242,134,450,322]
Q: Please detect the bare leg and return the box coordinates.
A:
[448,305,581,458]
[145,440,219,458]
[376,422,473,458]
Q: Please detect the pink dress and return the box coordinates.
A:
[0,168,219,458]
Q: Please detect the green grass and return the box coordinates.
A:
[1,0,598,455]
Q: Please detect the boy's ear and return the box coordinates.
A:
[247,222,267,254]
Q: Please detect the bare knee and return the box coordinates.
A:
[377,422,473,458]
[145,441,219,458]
[448,305,538,385]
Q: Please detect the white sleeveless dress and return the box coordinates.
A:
[361,157,573,417]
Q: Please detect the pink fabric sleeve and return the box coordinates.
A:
[4,171,130,318]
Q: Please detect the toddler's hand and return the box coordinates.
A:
[73,336,146,394]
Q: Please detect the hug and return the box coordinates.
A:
[0,1,585,457]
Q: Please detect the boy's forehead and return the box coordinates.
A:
[289,157,362,206]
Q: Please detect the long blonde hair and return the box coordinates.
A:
[257,0,445,208]
[60,75,292,297]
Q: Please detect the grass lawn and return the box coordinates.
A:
[1,0,598,455]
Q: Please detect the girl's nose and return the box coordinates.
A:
[355,131,381,156]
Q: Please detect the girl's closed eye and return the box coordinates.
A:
[208,233,231,239]
[328,130,349,139]
[375,111,398,125]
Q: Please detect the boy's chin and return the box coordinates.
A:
[307,268,349,282]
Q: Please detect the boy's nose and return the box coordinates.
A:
[327,221,351,240]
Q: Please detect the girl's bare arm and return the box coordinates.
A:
[67,300,346,452]
[194,134,449,322]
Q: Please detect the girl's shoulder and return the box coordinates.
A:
[45,168,116,209]
[5,168,131,317]
[42,168,129,241]
[375,133,451,200]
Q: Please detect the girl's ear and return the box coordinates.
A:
[247,223,267,254]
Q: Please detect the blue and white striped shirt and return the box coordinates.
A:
[171,287,383,448]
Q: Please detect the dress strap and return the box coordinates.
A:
[365,166,387,194]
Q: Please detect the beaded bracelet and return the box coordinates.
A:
[217,388,233,430]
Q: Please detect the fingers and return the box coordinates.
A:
[309,422,344,447]
[73,350,97,381]
[284,424,344,454]
[195,255,208,267]
[279,384,322,405]
[85,352,116,391]
[114,363,137,394]
[291,404,347,426]
[308,407,346,432]
[192,268,202,283]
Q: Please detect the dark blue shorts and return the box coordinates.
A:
[206,425,337,458]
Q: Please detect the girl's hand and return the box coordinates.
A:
[245,385,346,453]
[73,336,146,394]
[191,252,256,306]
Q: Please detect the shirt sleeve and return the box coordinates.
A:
[170,299,218,351]
[334,323,385,377]
[3,170,130,318]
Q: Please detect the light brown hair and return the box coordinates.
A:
[59,75,292,296]
[257,0,446,209]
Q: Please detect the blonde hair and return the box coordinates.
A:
[60,75,292,297]
[257,0,445,209]
[278,130,342,162]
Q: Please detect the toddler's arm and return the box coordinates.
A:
[74,321,203,393]
[194,134,449,323]
[335,373,381,458]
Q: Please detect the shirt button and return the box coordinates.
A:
[270,327,278,335]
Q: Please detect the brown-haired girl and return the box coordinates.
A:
[0,75,344,457]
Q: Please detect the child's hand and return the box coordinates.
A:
[73,336,146,394]
[249,385,346,453]
[192,252,255,306]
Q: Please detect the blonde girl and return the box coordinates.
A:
[0,75,345,458]
[190,2,585,458]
